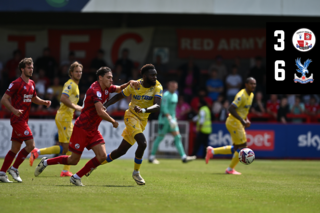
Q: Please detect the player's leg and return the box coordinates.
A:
[35,126,84,177]
[34,151,81,177]
[60,122,73,176]
[170,119,196,163]
[0,140,21,183]
[30,120,67,166]
[226,142,247,175]
[8,138,35,182]
[149,122,169,164]
[133,133,147,185]
[70,143,107,186]
[206,118,236,164]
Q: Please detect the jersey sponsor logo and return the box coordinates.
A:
[7,83,13,91]
[105,90,109,95]
[133,95,153,100]
[23,94,33,102]
[67,85,72,90]
[292,28,316,52]
[294,58,313,84]
[75,143,80,149]
[24,130,29,135]
[244,105,251,108]
[97,91,102,98]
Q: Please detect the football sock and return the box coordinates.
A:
[212,145,234,155]
[174,134,186,157]
[62,151,72,171]
[47,155,69,165]
[12,148,29,169]
[134,157,142,171]
[0,150,16,172]
[101,153,113,165]
[73,174,81,179]
[151,135,164,156]
[76,157,100,178]
[229,149,240,169]
[39,145,62,155]
[149,155,155,160]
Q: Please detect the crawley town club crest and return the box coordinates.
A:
[292,28,316,52]
[294,58,313,84]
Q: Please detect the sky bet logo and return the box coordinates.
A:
[298,132,320,150]
[208,130,274,151]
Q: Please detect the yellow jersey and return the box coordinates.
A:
[122,79,163,121]
[55,79,80,122]
[229,89,254,121]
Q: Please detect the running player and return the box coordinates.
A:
[29,61,83,177]
[0,58,51,183]
[34,67,139,186]
[149,81,196,164]
[86,64,162,185]
[205,77,256,175]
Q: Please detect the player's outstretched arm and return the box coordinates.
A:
[114,80,140,93]
[60,94,82,112]
[95,101,118,128]
[0,93,23,117]
[134,97,161,114]
[32,96,51,108]
[104,92,125,109]
[228,104,250,128]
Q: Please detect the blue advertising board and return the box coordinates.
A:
[207,123,320,159]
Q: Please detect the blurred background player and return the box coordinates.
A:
[206,77,256,175]
[29,61,83,177]
[191,98,212,158]
[0,58,51,183]
[149,81,196,164]
[34,67,139,186]
[87,64,162,186]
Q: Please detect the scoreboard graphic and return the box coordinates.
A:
[266,23,319,94]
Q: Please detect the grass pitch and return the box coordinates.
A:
[0,159,319,213]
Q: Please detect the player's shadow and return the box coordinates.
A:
[54,185,135,187]
[104,185,135,187]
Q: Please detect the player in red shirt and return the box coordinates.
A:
[0,58,51,183]
[34,67,139,186]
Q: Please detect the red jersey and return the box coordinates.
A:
[266,100,280,113]
[305,103,320,113]
[5,77,37,124]
[75,81,116,132]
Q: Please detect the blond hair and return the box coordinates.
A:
[68,61,83,77]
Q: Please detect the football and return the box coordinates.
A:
[238,148,255,165]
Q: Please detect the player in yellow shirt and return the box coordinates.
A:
[86,64,162,185]
[206,77,256,175]
[29,62,83,177]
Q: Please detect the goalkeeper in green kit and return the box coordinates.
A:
[149,81,196,164]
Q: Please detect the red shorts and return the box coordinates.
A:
[11,122,33,143]
[69,125,105,155]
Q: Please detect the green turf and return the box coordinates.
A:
[0,159,319,213]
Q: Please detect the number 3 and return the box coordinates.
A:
[274,30,285,51]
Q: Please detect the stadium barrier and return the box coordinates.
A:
[0,119,149,159]
[208,123,320,159]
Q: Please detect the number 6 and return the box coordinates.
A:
[275,60,285,81]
